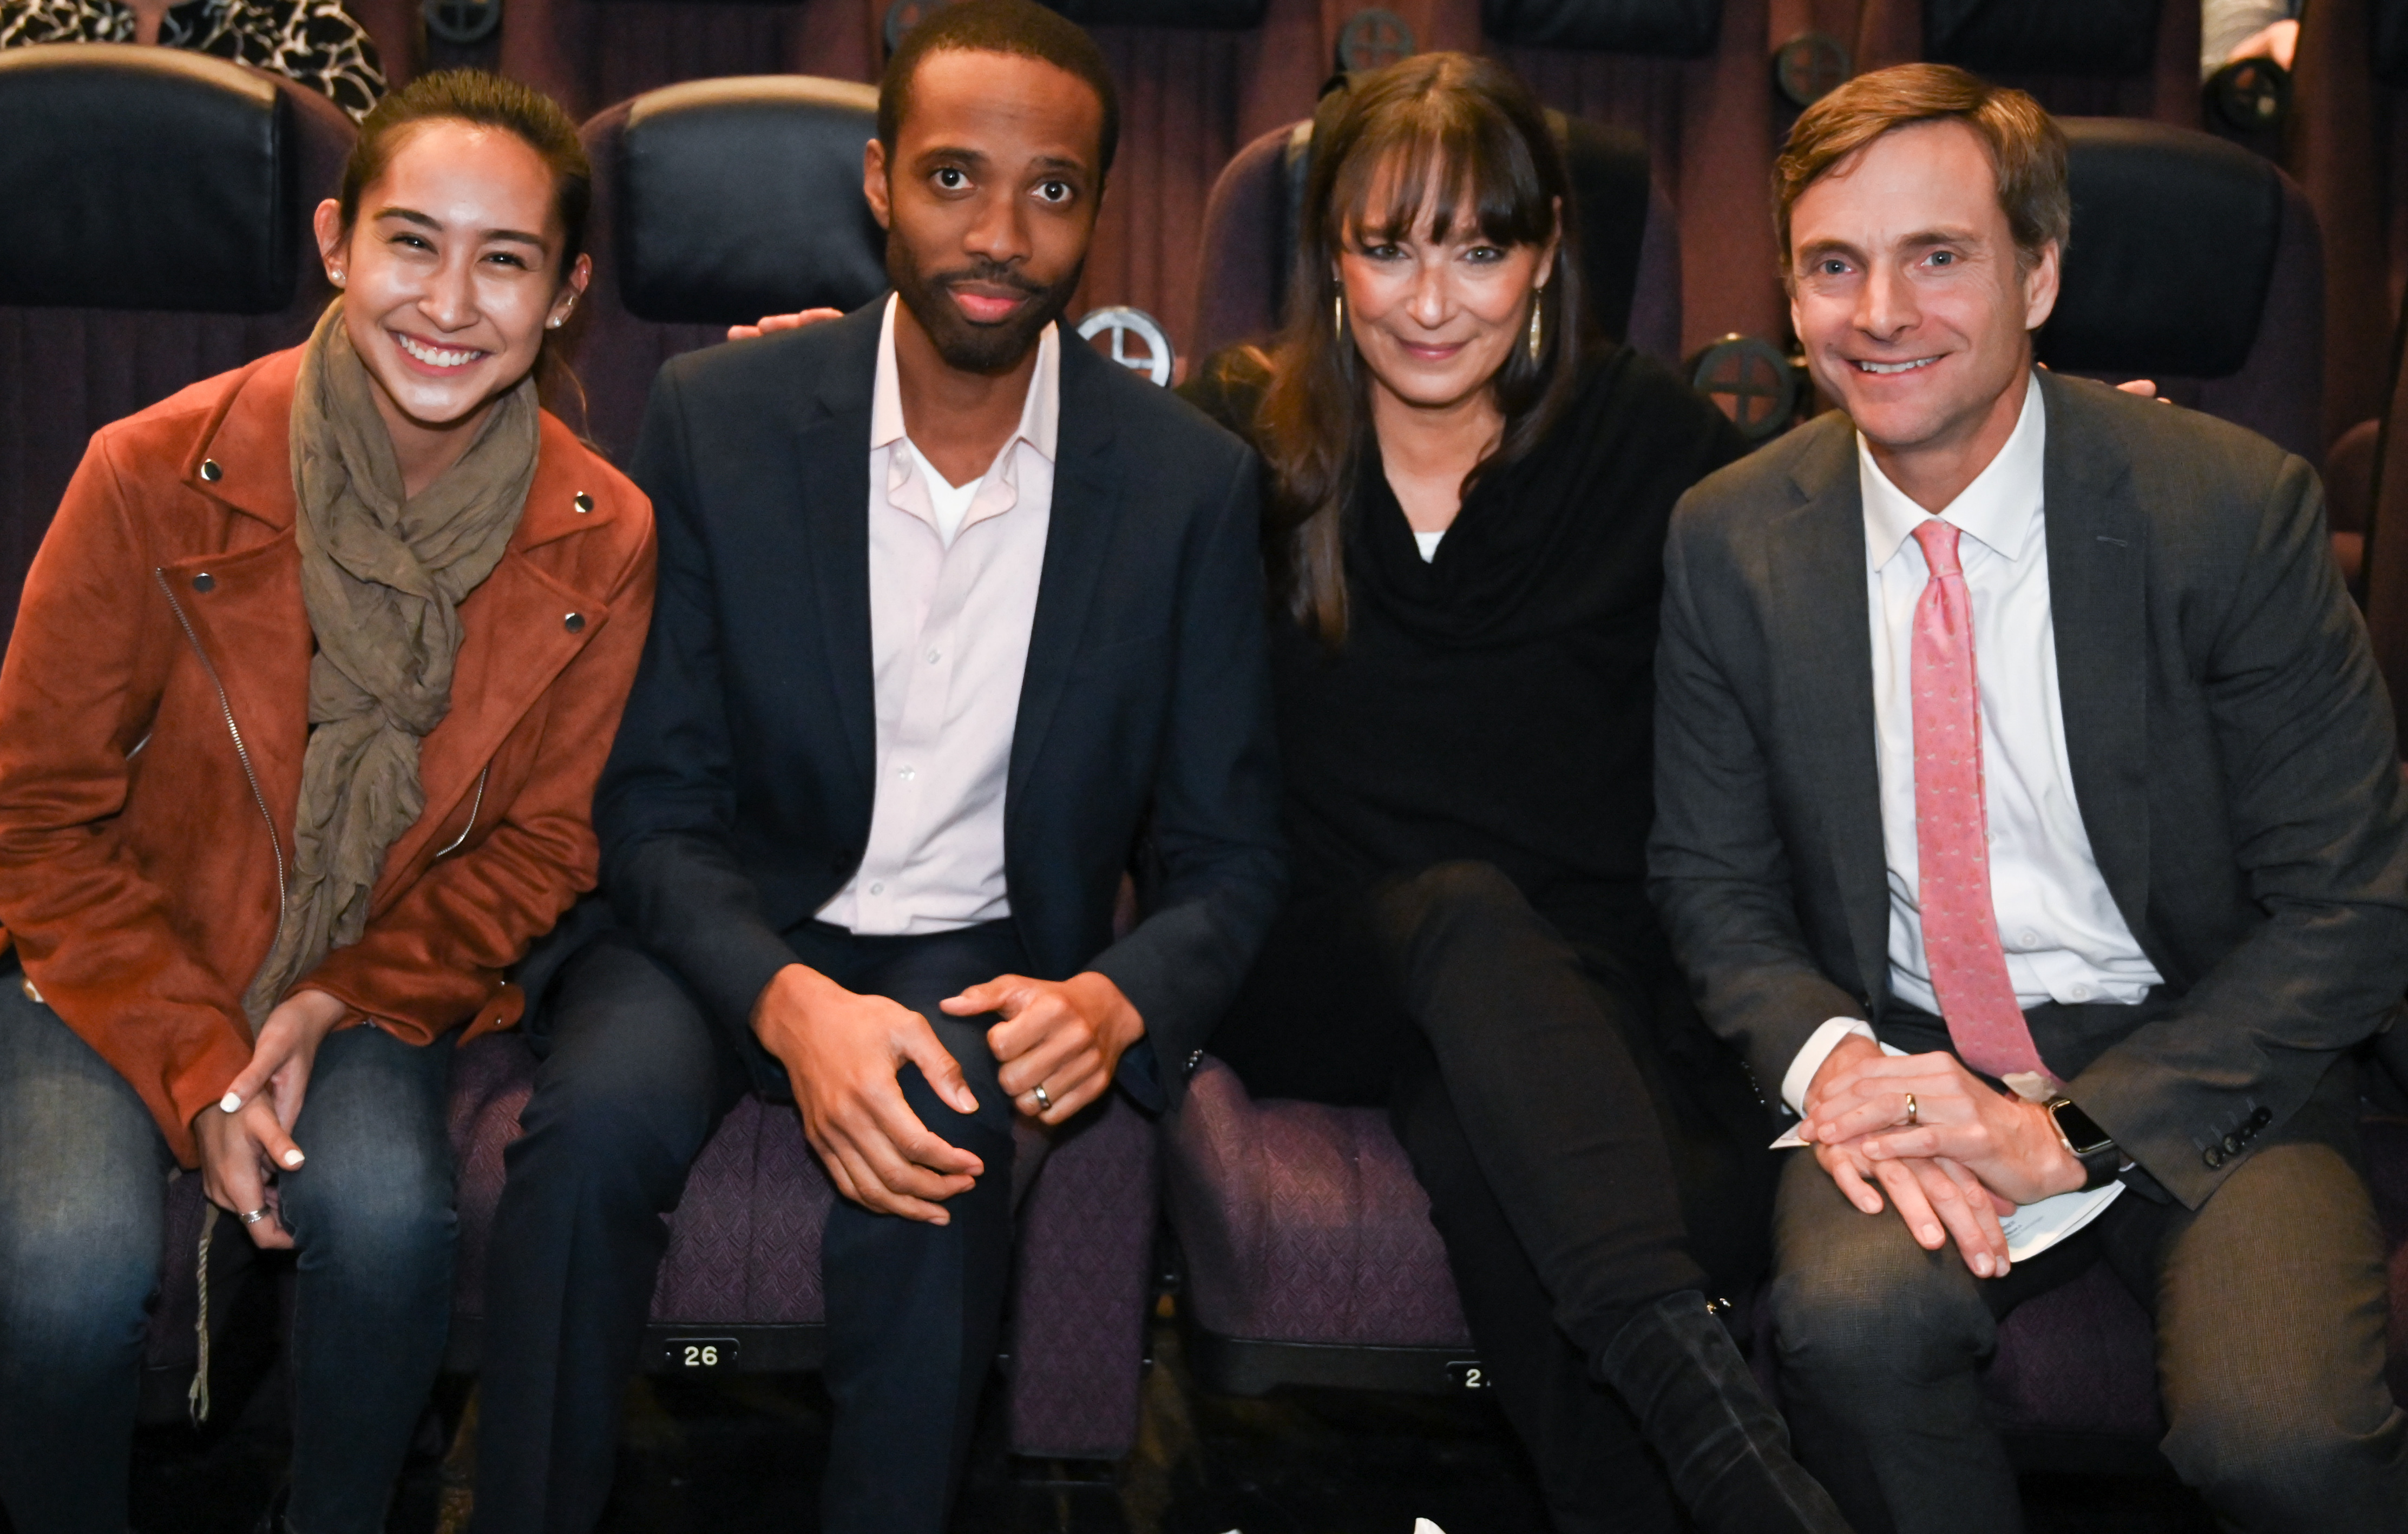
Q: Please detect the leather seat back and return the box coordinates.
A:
[569,76,889,462]
[0,44,351,643]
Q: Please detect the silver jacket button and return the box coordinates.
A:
[198,458,223,483]
[573,491,594,513]
[563,612,586,633]
[192,572,215,593]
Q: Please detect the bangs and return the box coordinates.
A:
[1328,102,1555,252]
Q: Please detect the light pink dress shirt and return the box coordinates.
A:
[815,294,1061,936]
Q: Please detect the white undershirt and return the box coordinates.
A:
[908,440,981,547]
[1413,529,1445,562]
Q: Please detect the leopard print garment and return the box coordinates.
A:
[0,0,386,119]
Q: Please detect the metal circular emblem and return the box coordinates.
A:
[2207,57,2289,134]
[1773,32,1851,109]
[1336,8,1416,74]
[423,0,501,45]
[884,0,941,55]
[1076,306,1176,387]
[1687,334,1798,442]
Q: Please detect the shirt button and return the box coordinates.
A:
[927,648,942,664]
[869,881,885,895]
[897,765,916,781]
[2019,929,2042,947]
[2068,983,2091,1001]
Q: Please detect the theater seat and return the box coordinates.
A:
[441,1033,1162,1462]
[1189,94,1682,369]
[565,75,891,463]
[2358,291,2408,750]
[1485,0,1787,358]
[2287,0,2406,459]
[2042,116,2324,466]
[0,43,351,646]
[1854,0,2201,127]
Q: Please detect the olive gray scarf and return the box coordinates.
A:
[238,301,539,1028]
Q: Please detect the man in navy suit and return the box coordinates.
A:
[468,5,1283,1529]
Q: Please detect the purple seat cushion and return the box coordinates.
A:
[451,1031,1158,1459]
[1981,1264,2164,1439]
[1168,1052,2408,1444]
[1166,1056,1470,1349]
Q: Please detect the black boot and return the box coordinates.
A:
[250,1483,295,1534]
[1593,1291,1854,1534]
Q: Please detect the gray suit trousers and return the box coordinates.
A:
[1768,1056,2406,1534]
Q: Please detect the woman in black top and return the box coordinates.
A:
[1185,54,1849,1534]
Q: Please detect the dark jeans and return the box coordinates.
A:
[0,976,457,1534]
[1211,861,1779,1534]
[1771,1046,2408,1534]
[470,920,1031,1534]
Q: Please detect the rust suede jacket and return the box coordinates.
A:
[0,346,656,1166]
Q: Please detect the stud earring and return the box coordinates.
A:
[546,316,562,330]
[329,268,344,286]
[1526,289,1544,363]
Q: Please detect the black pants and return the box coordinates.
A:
[1211,861,1777,1534]
[469,920,1028,1534]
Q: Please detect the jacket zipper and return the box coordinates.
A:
[437,767,489,858]
[154,568,287,949]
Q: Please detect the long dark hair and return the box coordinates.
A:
[1245,52,1586,646]
[336,69,593,414]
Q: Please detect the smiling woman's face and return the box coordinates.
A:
[313,118,587,448]
[1336,160,1555,416]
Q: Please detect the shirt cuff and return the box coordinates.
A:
[1782,1017,1878,1116]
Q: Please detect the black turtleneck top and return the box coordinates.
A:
[1186,345,1746,969]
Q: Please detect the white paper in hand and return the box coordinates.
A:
[1995,1181,2123,1261]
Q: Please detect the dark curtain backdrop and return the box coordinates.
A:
[340,0,1809,370]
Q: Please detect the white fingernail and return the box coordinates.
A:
[220,1092,242,1112]
[281,1149,304,1168]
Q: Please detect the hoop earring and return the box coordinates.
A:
[1334,291,1346,337]
[1526,290,1544,363]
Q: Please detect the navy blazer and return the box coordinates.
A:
[1650,372,2408,1208]
[593,301,1285,1109]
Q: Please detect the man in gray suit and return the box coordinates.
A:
[1650,63,2408,1532]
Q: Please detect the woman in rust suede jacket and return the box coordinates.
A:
[0,72,652,1534]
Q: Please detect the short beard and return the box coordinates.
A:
[889,239,1084,375]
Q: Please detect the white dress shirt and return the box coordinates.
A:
[1781,373,2162,1111]
[814,294,1059,936]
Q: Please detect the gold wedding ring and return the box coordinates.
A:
[1904,1092,1919,1127]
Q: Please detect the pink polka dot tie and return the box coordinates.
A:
[1910,519,2055,1091]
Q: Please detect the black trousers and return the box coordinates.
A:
[1211,860,1779,1534]
[469,920,1029,1534]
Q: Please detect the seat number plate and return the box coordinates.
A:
[662,1337,739,1371]
[1446,1360,1489,1390]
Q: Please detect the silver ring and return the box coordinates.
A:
[1031,1083,1053,1112]
[1903,1092,1919,1127]
[239,1207,268,1226]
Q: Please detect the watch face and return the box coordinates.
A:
[2050,1099,2115,1156]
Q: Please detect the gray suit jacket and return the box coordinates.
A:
[1649,371,2408,1208]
